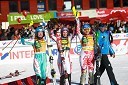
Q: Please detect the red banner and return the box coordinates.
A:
[96,8,128,17]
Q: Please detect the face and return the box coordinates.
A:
[83,28,90,35]
[28,27,32,31]
[56,31,61,37]
[62,30,68,37]
[100,26,107,32]
[14,30,19,35]
[37,31,43,38]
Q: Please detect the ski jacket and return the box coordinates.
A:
[80,35,94,51]
[21,29,49,53]
[97,30,115,55]
[75,18,94,51]
[50,29,72,51]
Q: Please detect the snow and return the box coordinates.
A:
[0,54,128,85]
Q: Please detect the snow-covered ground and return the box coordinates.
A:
[0,54,128,85]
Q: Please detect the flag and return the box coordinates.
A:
[72,6,80,18]
[29,21,34,26]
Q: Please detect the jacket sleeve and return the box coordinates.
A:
[109,45,115,55]
[75,18,82,40]
[109,31,113,44]
[97,31,103,50]
[50,29,57,41]
[21,38,34,45]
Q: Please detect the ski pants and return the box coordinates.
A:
[58,50,72,85]
[99,54,118,85]
[33,52,47,84]
[79,50,94,84]
[58,50,72,76]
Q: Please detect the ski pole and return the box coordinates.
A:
[8,39,18,53]
[1,40,18,60]
[2,40,14,51]
[75,18,80,54]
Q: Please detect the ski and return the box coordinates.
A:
[49,55,57,85]
[60,51,69,85]
[46,28,57,85]
[0,70,25,80]
[95,54,101,85]
[93,29,102,85]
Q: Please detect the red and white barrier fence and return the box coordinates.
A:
[1,75,52,85]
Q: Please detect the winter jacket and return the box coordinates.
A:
[97,30,115,55]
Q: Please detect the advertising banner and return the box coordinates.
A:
[80,10,98,18]
[113,33,128,40]
[37,2,45,11]
[57,12,81,18]
[96,8,128,17]
[7,12,56,25]
[80,8,128,18]
[0,36,128,63]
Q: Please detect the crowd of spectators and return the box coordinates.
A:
[107,20,128,33]
[0,20,128,41]
[0,26,35,41]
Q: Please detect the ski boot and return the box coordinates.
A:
[36,76,46,85]
[60,75,65,85]
[80,70,86,85]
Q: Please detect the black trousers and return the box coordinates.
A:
[100,54,118,85]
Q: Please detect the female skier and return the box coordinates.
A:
[50,27,73,85]
[76,19,95,85]
[21,26,50,85]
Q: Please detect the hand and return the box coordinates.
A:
[110,54,115,58]
[61,57,65,61]
[49,56,53,63]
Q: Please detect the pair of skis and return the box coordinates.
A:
[95,54,101,85]
[60,51,69,85]
[93,29,101,85]
[46,29,57,85]
[0,70,25,80]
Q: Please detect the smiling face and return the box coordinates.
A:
[62,30,68,37]
[83,28,90,35]
[37,31,44,38]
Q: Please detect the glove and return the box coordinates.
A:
[60,53,65,61]
[21,38,25,45]
[51,69,56,77]
[61,57,65,61]
[110,54,115,58]
[49,56,53,63]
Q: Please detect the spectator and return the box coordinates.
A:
[0,28,2,40]
[11,29,20,40]
[7,27,15,40]
[125,22,128,33]
[0,30,8,40]
[25,26,35,39]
